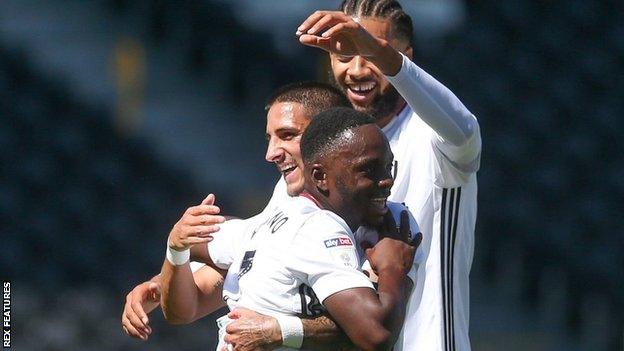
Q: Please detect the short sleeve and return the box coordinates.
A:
[286,213,374,303]
[208,217,254,269]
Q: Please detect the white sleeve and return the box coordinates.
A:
[287,214,374,303]
[386,53,481,171]
[209,178,290,269]
[208,217,255,269]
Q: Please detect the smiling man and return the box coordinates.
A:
[295,1,482,350]
[120,82,352,341]
[122,0,480,348]
[160,108,417,351]
[121,82,423,350]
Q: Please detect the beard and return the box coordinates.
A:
[330,73,402,122]
[353,85,401,122]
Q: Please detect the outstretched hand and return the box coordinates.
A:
[168,194,226,251]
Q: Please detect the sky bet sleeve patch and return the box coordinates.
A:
[323,237,353,248]
[323,236,358,269]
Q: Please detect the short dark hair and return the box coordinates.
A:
[265,81,350,118]
[339,0,413,45]
[301,107,376,165]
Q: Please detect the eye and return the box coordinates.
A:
[335,55,352,63]
[279,132,297,141]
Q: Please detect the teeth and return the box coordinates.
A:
[279,164,297,173]
[350,82,376,92]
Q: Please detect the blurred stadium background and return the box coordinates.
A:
[1,0,622,350]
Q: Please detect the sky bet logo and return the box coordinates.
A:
[324,237,353,248]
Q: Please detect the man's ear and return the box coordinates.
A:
[404,46,413,60]
[311,164,328,192]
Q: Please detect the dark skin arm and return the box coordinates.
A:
[300,315,355,351]
[323,236,414,351]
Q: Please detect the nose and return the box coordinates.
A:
[347,56,371,80]
[378,176,394,191]
[265,138,284,163]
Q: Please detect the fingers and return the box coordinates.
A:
[306,14,339,36]
[225,320,240,334]
[298,34,332,52]
[187,214,226,226]
[130,300,150,326]
[399,210,410,242]
[297,11,329,35]
[320,21,357,38]
[411,232,423,248]
[122,304,149,340]
[201,193,215,206]
[227,309,241,319]
[122,314,148,340]
[379,211,397,240]
[175,224,221,239]
[190,225,221,237]
[126,301,151,337]
[181,236,214,246]
[187,204,222,216]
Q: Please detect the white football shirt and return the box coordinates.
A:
[210,196,374,350]
[384,54,481,351]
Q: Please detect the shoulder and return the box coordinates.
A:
[291,209,353,250]
[299,209,350,236]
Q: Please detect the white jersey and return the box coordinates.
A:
[207,53,479,351]
[384,54,481,351]
[210,196,374,350]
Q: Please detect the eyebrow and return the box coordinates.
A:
[266,126,302,138]
[353,153,394,167]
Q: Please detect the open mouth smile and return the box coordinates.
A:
[347,82,378,104]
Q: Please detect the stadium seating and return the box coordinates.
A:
[3,0,622,350]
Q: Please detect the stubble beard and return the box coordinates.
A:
[330,73,402,122]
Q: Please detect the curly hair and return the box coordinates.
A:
[339,0,413,44]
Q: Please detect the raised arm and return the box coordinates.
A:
[297,11,480,166]
[160,194,228,324]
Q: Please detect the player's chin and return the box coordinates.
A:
[284,169,304,196]
[363,207,387,227]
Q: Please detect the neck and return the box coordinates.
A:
[302,190,359,232]
[376,99,407,128]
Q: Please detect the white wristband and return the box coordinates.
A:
[276,315,304,349]
[166,245,190,266]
